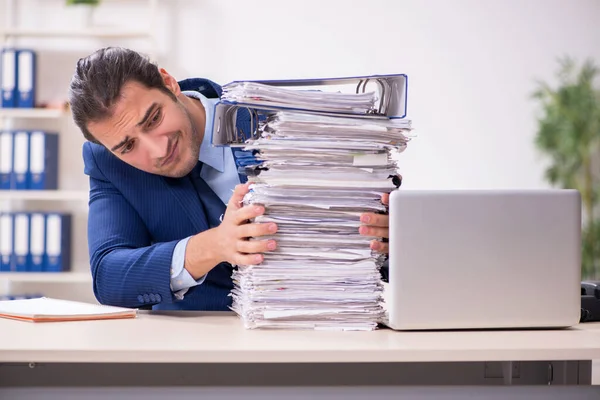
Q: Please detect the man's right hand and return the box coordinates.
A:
[214,183,278,266]
[184,183,277,279]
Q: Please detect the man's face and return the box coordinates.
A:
[88,76,202,178]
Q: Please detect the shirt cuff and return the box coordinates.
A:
[170,236,207,300]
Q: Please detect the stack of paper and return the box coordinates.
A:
[222,81,378,114]
[228,104,412,330]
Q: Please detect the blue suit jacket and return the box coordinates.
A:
[83,78,237,311]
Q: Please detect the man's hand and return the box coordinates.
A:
[184,183,277,279]
[213,183,278,266]
[359,192,390,253]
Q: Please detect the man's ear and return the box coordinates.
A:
[159,68,181,96]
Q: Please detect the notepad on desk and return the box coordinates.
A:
[0,297,137,322]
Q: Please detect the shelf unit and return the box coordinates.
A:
[0,108,66,119]
[0,0,159,302]
[0,190,89,201]
[0,271,91,283]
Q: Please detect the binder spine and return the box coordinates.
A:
[29,212,45,272]
[44,213,71,272]
[13,213,30,272]
[1,48,17,108]
[17,49,35,108]
[12,131,30,190]
[0,213,13,272]
[0,131,13,190]
[29,131,59,190]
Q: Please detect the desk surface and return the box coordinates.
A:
[1,311,599,363]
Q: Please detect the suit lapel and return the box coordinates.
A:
[160,175,209,233]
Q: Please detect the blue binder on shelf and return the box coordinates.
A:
[13,213,30,272]
[16,49,36,108]
[0,131,13,189]
[12,131,30,190]
[1,48,17,108]
[44,213,71,272]
[29,131,58,190]
[29,212,46,272]
[0,213,13,272]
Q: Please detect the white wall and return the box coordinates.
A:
[154,0,600,190]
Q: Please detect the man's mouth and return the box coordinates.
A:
[161,136,179,167]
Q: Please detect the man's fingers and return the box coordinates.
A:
[238,222,278,238]
[236,238,277,254]
[234,204,265,225]
[371,240,389,253]
[381,193,390,206]
[234,252,264,266]
[227,183,251,211]
[359,226,389,238]
[360,213,389,227]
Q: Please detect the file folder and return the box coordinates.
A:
[0,213,13,272]
[1,48,17,108]
[220,74,408,119]
[12,131,29,190]
[44,213,71,272]
[29,213,45,272]
[0,131,12,189]
[16,49,36,108]
[13,213,30,272]
[29,131,58,190]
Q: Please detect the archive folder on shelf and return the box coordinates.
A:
[212,73,408,147]
[16,49,36,108]
[0,213,13,272]
[12,131,29,190]
[44,213,71,272]
[1,48,17,108]
[0,131,12,189]
[29,131,59,190]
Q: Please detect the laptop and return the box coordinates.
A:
[385,189,582,330]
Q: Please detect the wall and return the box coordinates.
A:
[156,0,600,190]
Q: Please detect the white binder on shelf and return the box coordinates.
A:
[13,213,30,272]
[16,49,36,108]
[1,48,17,108]
[29,213,45,272]
[0,131,13,189]
[12,131,29,190]
[44,213,71,272]
[29,131,59,190]
[0,213,13,272]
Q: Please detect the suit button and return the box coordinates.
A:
[137,295,144,303]
[149,294,156,302]
[143,294,150,302]
[155,294,162,302]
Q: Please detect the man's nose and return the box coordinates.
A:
[139,134,169,160]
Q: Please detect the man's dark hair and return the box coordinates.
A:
[68,47,176,144]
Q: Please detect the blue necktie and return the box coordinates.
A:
[190,161,226,229]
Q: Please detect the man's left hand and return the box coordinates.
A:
[359,193,390,253]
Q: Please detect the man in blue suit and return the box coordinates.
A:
[68,47,392,311]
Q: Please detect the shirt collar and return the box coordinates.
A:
[182,90,224,173]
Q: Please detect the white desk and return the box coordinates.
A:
[1,311,600,400]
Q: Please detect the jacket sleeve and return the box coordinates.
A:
[84,143,179,308]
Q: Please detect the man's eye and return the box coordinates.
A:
[122,140,135,154]
[150,110,161,125]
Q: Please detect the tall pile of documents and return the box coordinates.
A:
[216,76,412,330]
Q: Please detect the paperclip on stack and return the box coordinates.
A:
[211,74,414,330]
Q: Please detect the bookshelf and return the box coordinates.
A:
[0,0,159,303]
